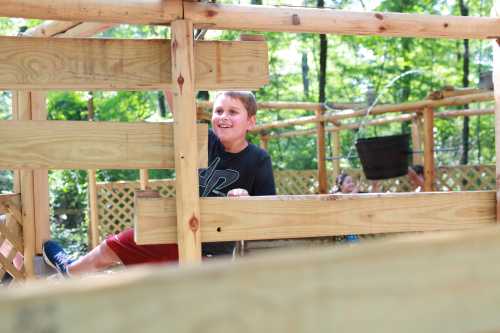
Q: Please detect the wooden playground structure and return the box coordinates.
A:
[0,0,500,331]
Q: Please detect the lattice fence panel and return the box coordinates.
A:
[97,180,176,240]
[274,165,495,194]
[435,165,496,191]
[0,211,25,283]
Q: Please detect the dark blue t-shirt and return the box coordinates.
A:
[199,130,276,256]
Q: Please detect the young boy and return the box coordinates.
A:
[43,91,276,275]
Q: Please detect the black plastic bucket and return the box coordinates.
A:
[355,134,410,180]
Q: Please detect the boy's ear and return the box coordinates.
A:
[247,115,256,130]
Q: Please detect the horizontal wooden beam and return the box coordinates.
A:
[55,22,117,38]
[0,121,208,170]
[253,92,494,133]
[1,0,183,25]
[135,191,495,245]
[2,1,500,39]
[4,224,500,332]
[270,108,495,139]
[0,36,268,90]
[186,3,500,40]
[23,20,81,37]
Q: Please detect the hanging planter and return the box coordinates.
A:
[356,134,410,180]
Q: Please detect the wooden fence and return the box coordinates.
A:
[0,194,25,282]
[95,164,495,241]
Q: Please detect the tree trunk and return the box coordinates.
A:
[318,0,327,104]
[302,52,310,98]
[459,0,470,165]
[157,91,167,117]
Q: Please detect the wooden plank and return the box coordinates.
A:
[0,220,23,254]
[23,20,81,37]
[171,20,202,263]
[0,194,20,208]
[6,224,500,332]
[423,107,435,191]
[0,0,183,25]
[56,22,116,38]
[316,109,327,194]
[30,91,50,254]
[12,91,35,278]
[139,170,150,191]
[186,2,500,39]
[411,114,424,165]
[135,191,495,245]
[88,170,99,249]
[0,120,208,170]
[20,171,35,278]
[5,1,499,39]
[493,4,500,222]
[331,130,341,179]
[0,36,268,91]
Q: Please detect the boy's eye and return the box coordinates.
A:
[215,108,223,115]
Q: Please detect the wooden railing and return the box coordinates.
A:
[93,165,496,242]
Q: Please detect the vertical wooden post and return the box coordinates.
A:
[87,170,99,249]
[423,107,435,192]
[411,113,424,166]
[492,3,500,221]
[316,108,328,194]
[31,92,50,254]
[86,92,99,249]
[12,92,35,277]
[331,129,341,180]
[260,135,269,151]
[171,20,202,263]
[139,170,150,190]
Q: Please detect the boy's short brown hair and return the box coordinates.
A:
[215,91,257,117]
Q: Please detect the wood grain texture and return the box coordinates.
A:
[29,92,50,254]
[186,2,500,39]
[5,225,500,332]
[0,36,268,90]
[0,0,182,24]
[411,114,424,165]
[0,120,208,170]
[87,170,99,249]
[316,109,327,194]
[423,107,435,192]
[171,20,202,263]
[135,191,495,245]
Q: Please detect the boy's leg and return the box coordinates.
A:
[43,239,120,276]
[67,241,122,275]
[44,228,179,276]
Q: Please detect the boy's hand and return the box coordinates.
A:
[227,188,249,197]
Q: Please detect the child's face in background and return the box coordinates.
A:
[212,95,256,146]
[340,176,356,193]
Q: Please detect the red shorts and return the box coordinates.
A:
[106,228,179,266]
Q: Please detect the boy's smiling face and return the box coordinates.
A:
[212,95,256,152]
